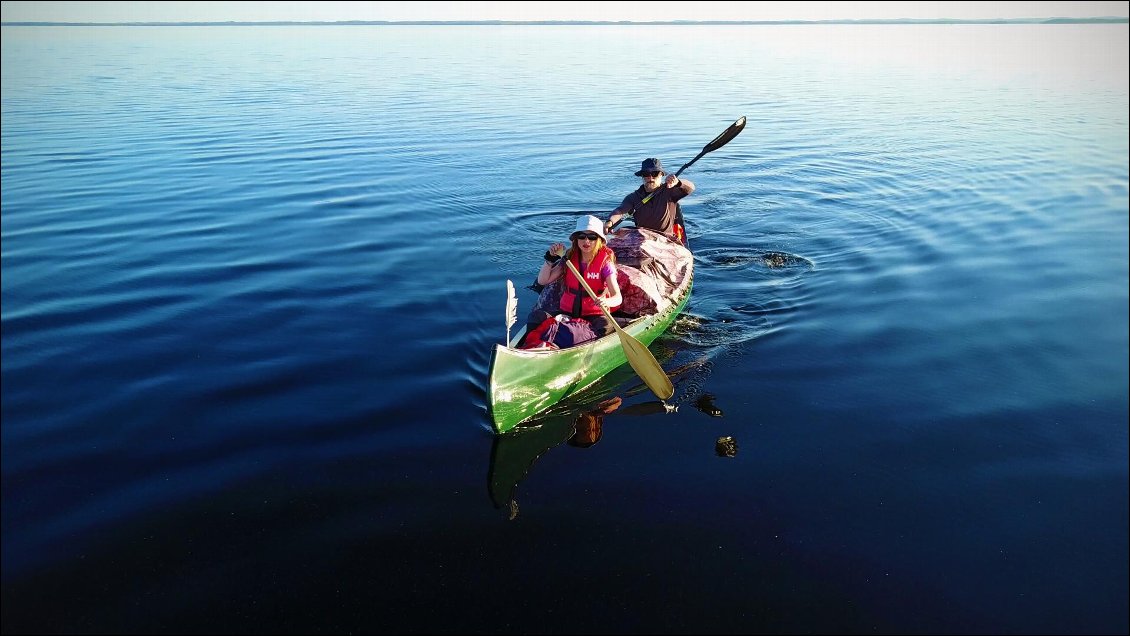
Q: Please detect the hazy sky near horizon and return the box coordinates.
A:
[2,1,1127,22]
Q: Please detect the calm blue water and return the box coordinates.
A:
[2,24,1127,634]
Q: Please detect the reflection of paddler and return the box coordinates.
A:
[568,396,622,448]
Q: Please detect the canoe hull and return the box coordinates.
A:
[488,275,691,433]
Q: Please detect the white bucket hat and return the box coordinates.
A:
[570,215,606,242]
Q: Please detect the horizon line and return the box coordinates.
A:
[3,17,1128,27]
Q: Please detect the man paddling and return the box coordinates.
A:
[604,158,695,244]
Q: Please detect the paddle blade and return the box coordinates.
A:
[672,115,748,178]
[505,279,518,346]
[617,329,674,400]
[505,280,517,330]
[702,115,747,154]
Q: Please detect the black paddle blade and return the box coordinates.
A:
[703,116,746,154]
[673,116,747,177]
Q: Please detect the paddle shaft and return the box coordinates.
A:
[563,260,674,400]
[563,260,622,332]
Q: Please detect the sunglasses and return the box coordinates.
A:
[641,171,662,178]
[574,233,601,241]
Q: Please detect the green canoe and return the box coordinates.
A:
[487,228,693,433]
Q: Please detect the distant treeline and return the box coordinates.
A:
[3,18,1128,26]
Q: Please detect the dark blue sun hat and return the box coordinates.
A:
[634,158,665,176]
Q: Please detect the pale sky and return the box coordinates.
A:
[2,1,1127,23]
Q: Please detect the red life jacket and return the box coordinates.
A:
[560,247,620,317]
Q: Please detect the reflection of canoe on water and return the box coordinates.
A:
[487,228,694,434]
[487,397,672,510]
[487,413,575,509]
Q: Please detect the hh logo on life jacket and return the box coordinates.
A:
[585,272,600,281]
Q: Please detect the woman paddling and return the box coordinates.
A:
[522,215,623,346]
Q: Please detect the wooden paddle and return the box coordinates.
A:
[564,260,674,401]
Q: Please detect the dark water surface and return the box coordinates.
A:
[3,25,1127,634]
